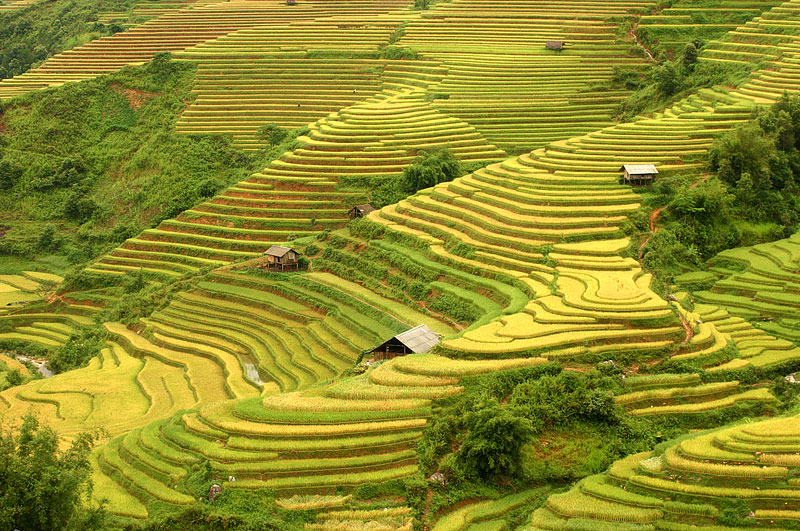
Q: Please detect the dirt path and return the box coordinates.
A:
[422,488,434,529]
[629,23,656,62]
[638,206,665,259]
[637,206,695,344]
[678,311,694,345]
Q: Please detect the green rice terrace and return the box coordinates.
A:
[3,0,800,529]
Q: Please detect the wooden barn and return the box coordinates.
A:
[545,40,565,51]
[263,245,299,270]
[369,324,440,361]
[620,164,658,186]
[348,203,375,220]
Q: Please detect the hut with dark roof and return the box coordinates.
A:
[369,324,440,361]
[620,164,658,186]
[348,203,376,220]
[263,245,299,270]
[545,40,565,51]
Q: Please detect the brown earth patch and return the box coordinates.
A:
[112,83,157,111]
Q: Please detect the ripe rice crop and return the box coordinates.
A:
[275,495,352,510]
[615,381,740,405]
[320,508,412,520]
[663,446,788,478]
[261,392,430,413]
[546,489,662,523]
[390,353,549,377]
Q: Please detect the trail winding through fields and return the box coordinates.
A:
[630,23,656,62]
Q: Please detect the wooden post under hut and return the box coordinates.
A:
[262,245,299,271]
[620,164,658,186]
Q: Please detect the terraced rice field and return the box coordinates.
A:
[433,489,545,531]
[0,0,40,12]
[0,0,408,100]
[637,0,785,57]
[0,270,447,438]
[396,0,657,153]
[86,88,506,279]
[91,353,548,517]
[523,414,800,529]
[0,272,85,347]
[61,0,800,518]
[4,0,800,525]
[692,232,800,342]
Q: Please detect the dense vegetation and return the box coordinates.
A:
[614,42,751,120]
[639,94,800,287]
[0,53,270,269]
[2,0,800,529]
[0,414,106,530]
[0,0,137,80]
[355,149,468,208]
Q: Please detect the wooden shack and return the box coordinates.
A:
[369,324,440,361]
[545,40,565,51]
[620,164,658,186]
[348,203,376,220]
[286,0,297,5]
[263,245,299,270]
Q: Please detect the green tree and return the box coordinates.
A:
[681,42,699,72]
[49,328,107,373]
[0,414,106,530]
[257,123,288,146]
[653,62,682,97]
[455,396,534,480]
[0,159,22,190]
[401,149,462,194]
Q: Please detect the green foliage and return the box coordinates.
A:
[653,62,682,97]
[455,396,534,480]
[0,0,137,80]
[0,413,106,531]
[49,326,107,373]
[616,52,750,120]
[509,371,621,430]
[368,149,463,208]
[709,94,800,228]
[256,123,288,146]
[717,499,756,527]
[402,149,462,194]
[0,53,262,266]
[378,46,420,60]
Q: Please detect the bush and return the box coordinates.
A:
[455,396,534,480]
[49,328,107,374]
[0,413,106,531]
[401,149,462,194]
[257,124,288,146]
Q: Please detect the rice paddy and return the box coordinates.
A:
[3,0,800,527]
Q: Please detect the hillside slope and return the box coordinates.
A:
[1,0,800,528]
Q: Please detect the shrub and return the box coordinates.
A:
[49,327,107,374]
[401,149,462,194]
[0,414,106,531]
[455,396,534,480]
[257,123,288,146]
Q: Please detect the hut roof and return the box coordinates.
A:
[620,164,658,175]
[353,203,376,215]
[375,324,440,354]
[545,40,565,50]
[264,245,295,257]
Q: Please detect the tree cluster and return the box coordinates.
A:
[370,149,462,207]
[0,0,135,80]
[0,414,106,530]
